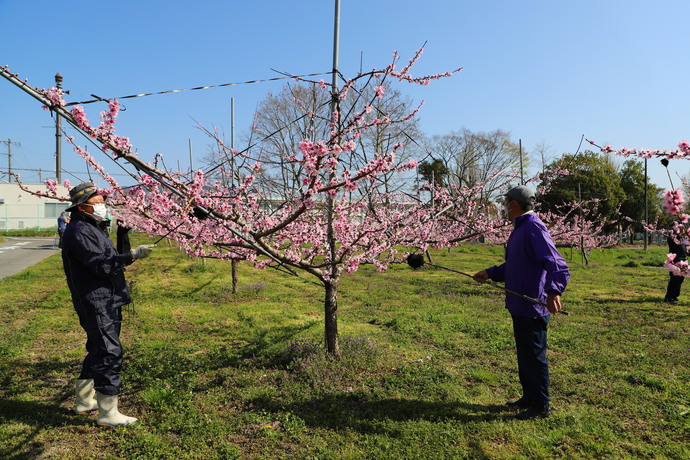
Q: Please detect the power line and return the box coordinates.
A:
[3,166,132,178]
[64,71,334,106]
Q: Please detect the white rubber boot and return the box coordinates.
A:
[96,392,138,427]
[74,379,99,414]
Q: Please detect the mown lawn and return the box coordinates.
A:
[0,237,688,459]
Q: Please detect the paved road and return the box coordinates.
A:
[0,237,61,279]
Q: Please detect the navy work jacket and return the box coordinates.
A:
[486,212,570,317]
[62,211,134,312]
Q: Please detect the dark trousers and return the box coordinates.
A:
[665,273,684,300]
[75,303,123,395]
[512,314,550,410]
[58,229,65,248]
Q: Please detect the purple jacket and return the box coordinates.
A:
[486,212,570,317]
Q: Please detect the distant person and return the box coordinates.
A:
[665,224,688,303]
[57,212,69,248]
[473,185,570,420]
[62,182,154,426]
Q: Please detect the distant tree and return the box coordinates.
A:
[209,80,422,204]
[422,128,522,199]
[417,158,448,186]
[539,150,625,224]
[533,140,555,173]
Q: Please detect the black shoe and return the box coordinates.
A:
[506,397,533,409]
[665,297,679,303]
[515,407,552,420]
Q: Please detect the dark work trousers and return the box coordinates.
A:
[75,302,123,395]
[665,273,684,301]
[512,314,550,410]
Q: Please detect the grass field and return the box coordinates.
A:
[0,237,688,459]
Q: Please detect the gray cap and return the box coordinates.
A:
[66,182,99,212]
[504,185,535,205]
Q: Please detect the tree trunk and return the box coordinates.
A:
[231,259,238,294]
[324,280,340,356]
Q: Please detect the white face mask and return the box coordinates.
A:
[88,203,108,220]
[503,201,512,220]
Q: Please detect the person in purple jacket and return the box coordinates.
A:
[474,185,570,420]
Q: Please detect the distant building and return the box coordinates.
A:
[0,183,71,231]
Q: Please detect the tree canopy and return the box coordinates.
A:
[539,150,625,222]
[618,158,663,232]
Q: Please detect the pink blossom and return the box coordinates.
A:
[45,179,58,194]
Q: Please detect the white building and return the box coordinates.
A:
[0,183,71,231]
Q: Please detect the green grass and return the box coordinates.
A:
[0,229,57,237]
[1,238,689,459]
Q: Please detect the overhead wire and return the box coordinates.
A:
[64,71,333,106]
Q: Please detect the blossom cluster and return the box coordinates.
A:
[588,139,690,160]
[70,101,132,156]
[665,253,690,277]
[43,87,66,109]
[663,189,686,216]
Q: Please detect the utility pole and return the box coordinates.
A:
[55,73,63,182]
[0,138,20,182]
[644,158,649,251]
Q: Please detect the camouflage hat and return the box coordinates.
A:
[66,182,98,212]
[504,185,536,205]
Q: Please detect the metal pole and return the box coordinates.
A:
[230,97,235,187]
[330,0,340,103]
[189,138,193,175]
[325,0,341,351]
[230,97,238,292]
[431,169,435,209]
[519,138,524,185]
[644,158,649,251]
[55,73,62,182]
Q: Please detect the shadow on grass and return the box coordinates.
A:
[596,299,690,319]
[184,274,221,296]
[251,393,511,431]
[0,399,87,460]
[1,356,76,400]
[594,297,666,305]
[202,320,320,371]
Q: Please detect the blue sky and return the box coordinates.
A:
[1,0,689,190]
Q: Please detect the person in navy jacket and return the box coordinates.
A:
[62,183,153,426]
[664,224,687,303]
[474,185,570,420]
